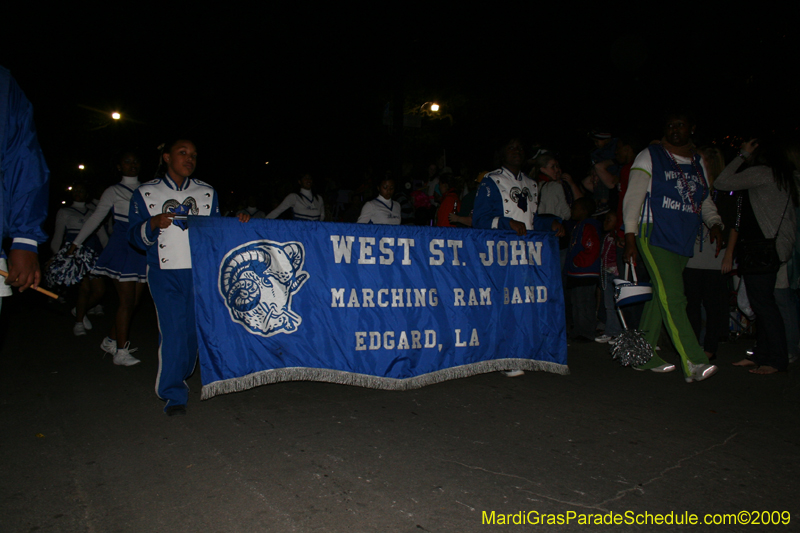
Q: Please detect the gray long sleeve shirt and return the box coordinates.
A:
[713,156,796,262]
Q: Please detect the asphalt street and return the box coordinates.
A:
[1,288,798,532]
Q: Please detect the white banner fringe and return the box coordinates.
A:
[200,359,569,400]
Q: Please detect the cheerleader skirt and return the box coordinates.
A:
[92,221,147,283]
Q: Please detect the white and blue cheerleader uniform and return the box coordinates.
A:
[46,201,108,287]
[128,173,219,411]
[357,196,401,225]
[51,201,107,256]
[72,176,147,283]
[266,188,324,221]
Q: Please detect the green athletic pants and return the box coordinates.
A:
[635,228,709,375]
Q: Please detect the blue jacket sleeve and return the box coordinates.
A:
[472,177,513,230]
[127,190,158,251]
[1,68,50,254]
[533,214,560,232]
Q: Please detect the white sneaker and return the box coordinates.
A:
[100,336,117,354]
[502,369,525,377]
[113,342,140,366]
[594,334,612,343]
[685,361,718,383]
[71,308,92,330]
[608,336,618,346]
[73,322,87,336]
[633,363,676,373]
[102,337,139,355]
[87,305,104,316]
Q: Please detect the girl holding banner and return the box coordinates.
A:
[128,139,251,416]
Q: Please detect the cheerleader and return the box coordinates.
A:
[266,173,325,221]
[50,183,107,336]
[357,177,401,225]
[128,138,250,416]
[68,150,147,366]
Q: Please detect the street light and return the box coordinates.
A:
[417,101,452,125]
[419,102,440,114]
[111,112,121,120]
[78,164,85,170]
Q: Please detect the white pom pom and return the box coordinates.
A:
[611,330,654,367]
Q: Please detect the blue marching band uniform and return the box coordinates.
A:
[472,167,556,232]
[128,173,219,411]
[0,66,50,301]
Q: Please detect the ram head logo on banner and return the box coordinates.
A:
[219,240,309,337]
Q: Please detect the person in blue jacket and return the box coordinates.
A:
[128,138,250,415]
[0,66,50,312]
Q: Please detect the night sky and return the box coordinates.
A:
[3,6,798,210]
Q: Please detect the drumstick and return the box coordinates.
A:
[0,269,59,299]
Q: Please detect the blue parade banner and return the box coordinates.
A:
[189,217,568,399]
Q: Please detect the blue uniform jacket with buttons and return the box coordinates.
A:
[473,167,557,232]
[128,174,219,270]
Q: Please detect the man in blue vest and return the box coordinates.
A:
[622,111,722,382]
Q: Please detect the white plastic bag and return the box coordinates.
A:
[736,277,756,320]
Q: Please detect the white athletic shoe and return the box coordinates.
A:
[73,322,87,336]
[87,305,104,316]
[633,363,676,373]
[502,369,525,377]
[113,342,140,366]
[71,308,92,330]
[100,336,117,354]
[101,337,139,355]
[685,361,718,383]
[594,334,613,343]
